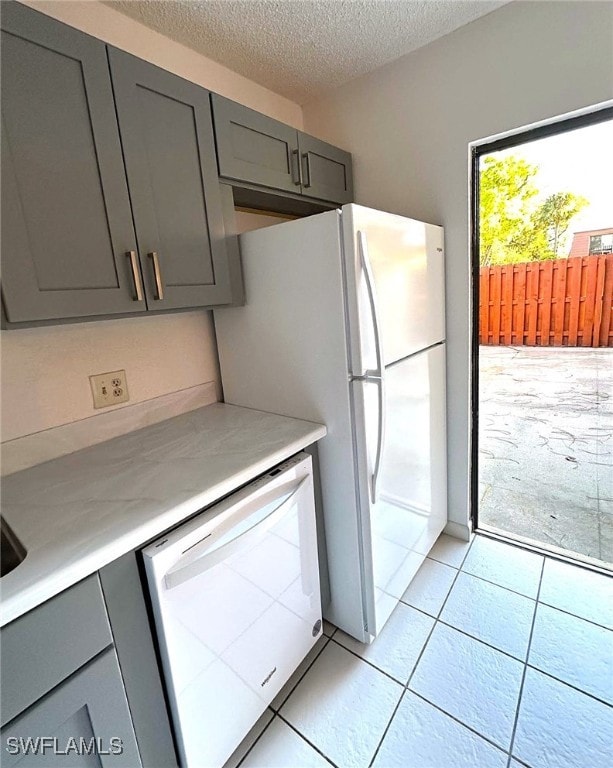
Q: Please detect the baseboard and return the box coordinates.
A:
[444,520,473,542]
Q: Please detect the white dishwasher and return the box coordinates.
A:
[142,452,322,768]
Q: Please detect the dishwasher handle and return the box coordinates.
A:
[164,476,309,591]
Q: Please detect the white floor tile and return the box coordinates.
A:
[241,717,331,767]
[270,635,328,711]
[223,708,274,768]
[335,602,434,684]
[539,558,613,629]
[400,558,457,617]
[279,641,402,768]
[513,668,613,768]
[461,537,543,598]
[529,604,613,705]
[409,623,524,750]
[372,692,507,768]
[440,571,535,660]
[428,533,473,568]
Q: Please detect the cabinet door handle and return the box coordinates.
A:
[301,152,311,188]
[126,251,144,302]
[148,251,164,300]
[291,149,302,185]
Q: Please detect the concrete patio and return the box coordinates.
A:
[478,345,612,566]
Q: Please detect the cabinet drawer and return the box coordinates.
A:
[0,575,113,726]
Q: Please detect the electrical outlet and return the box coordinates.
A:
[89,369,129,409]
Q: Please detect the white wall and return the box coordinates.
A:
[2,1,303,443]
[1,313,219,442]
[302,0,613,535]
[234,210,296,234]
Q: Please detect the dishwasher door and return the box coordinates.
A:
[142,453,321,768]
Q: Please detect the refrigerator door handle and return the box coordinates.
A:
[358,230,386,502]
[371,375,386,504]
[358,230,385,378]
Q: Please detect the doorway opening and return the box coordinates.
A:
[471,107,613,570]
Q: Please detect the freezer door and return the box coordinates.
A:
[143,455,321,768]
[352,344,447,638]
[342,204,445,372]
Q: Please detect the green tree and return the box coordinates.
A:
[479,155,540,266]
[479,156,589,265]
[529,192,589,259]
[506,221,550,262]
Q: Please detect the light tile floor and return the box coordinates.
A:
[227,533,613,768]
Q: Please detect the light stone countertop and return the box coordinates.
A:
[0,403,326,627]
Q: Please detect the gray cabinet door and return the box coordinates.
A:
[0,650,142,767]
[109,49,231,310]
[0,575,113,728]
[298,133,354,204]
[0,3,145,323]
[212,94,301,193]
[211,95,353,204]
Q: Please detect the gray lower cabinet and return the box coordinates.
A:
[212,94,353,204]
[0,2,145,324]
[0,576,113,727]
[108,50,232,311]
[98,553,178,768]
[0,574,142,766]
[0,568,177,768]
[0,650,142,768]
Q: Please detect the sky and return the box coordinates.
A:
[489,117,613,239]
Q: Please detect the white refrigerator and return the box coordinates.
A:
[214,204,447,642]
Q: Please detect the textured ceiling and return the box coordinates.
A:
[106,0,508,103]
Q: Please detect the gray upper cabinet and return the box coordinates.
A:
[0,2,145,323]
[1,2,350,325]
[212,94,353,204]
[297,132,353,204]
[108,50,231,311]
[212,94,300,193]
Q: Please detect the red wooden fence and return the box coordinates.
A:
[479,254,613,347]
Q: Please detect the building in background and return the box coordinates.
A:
[568,227,613,257]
